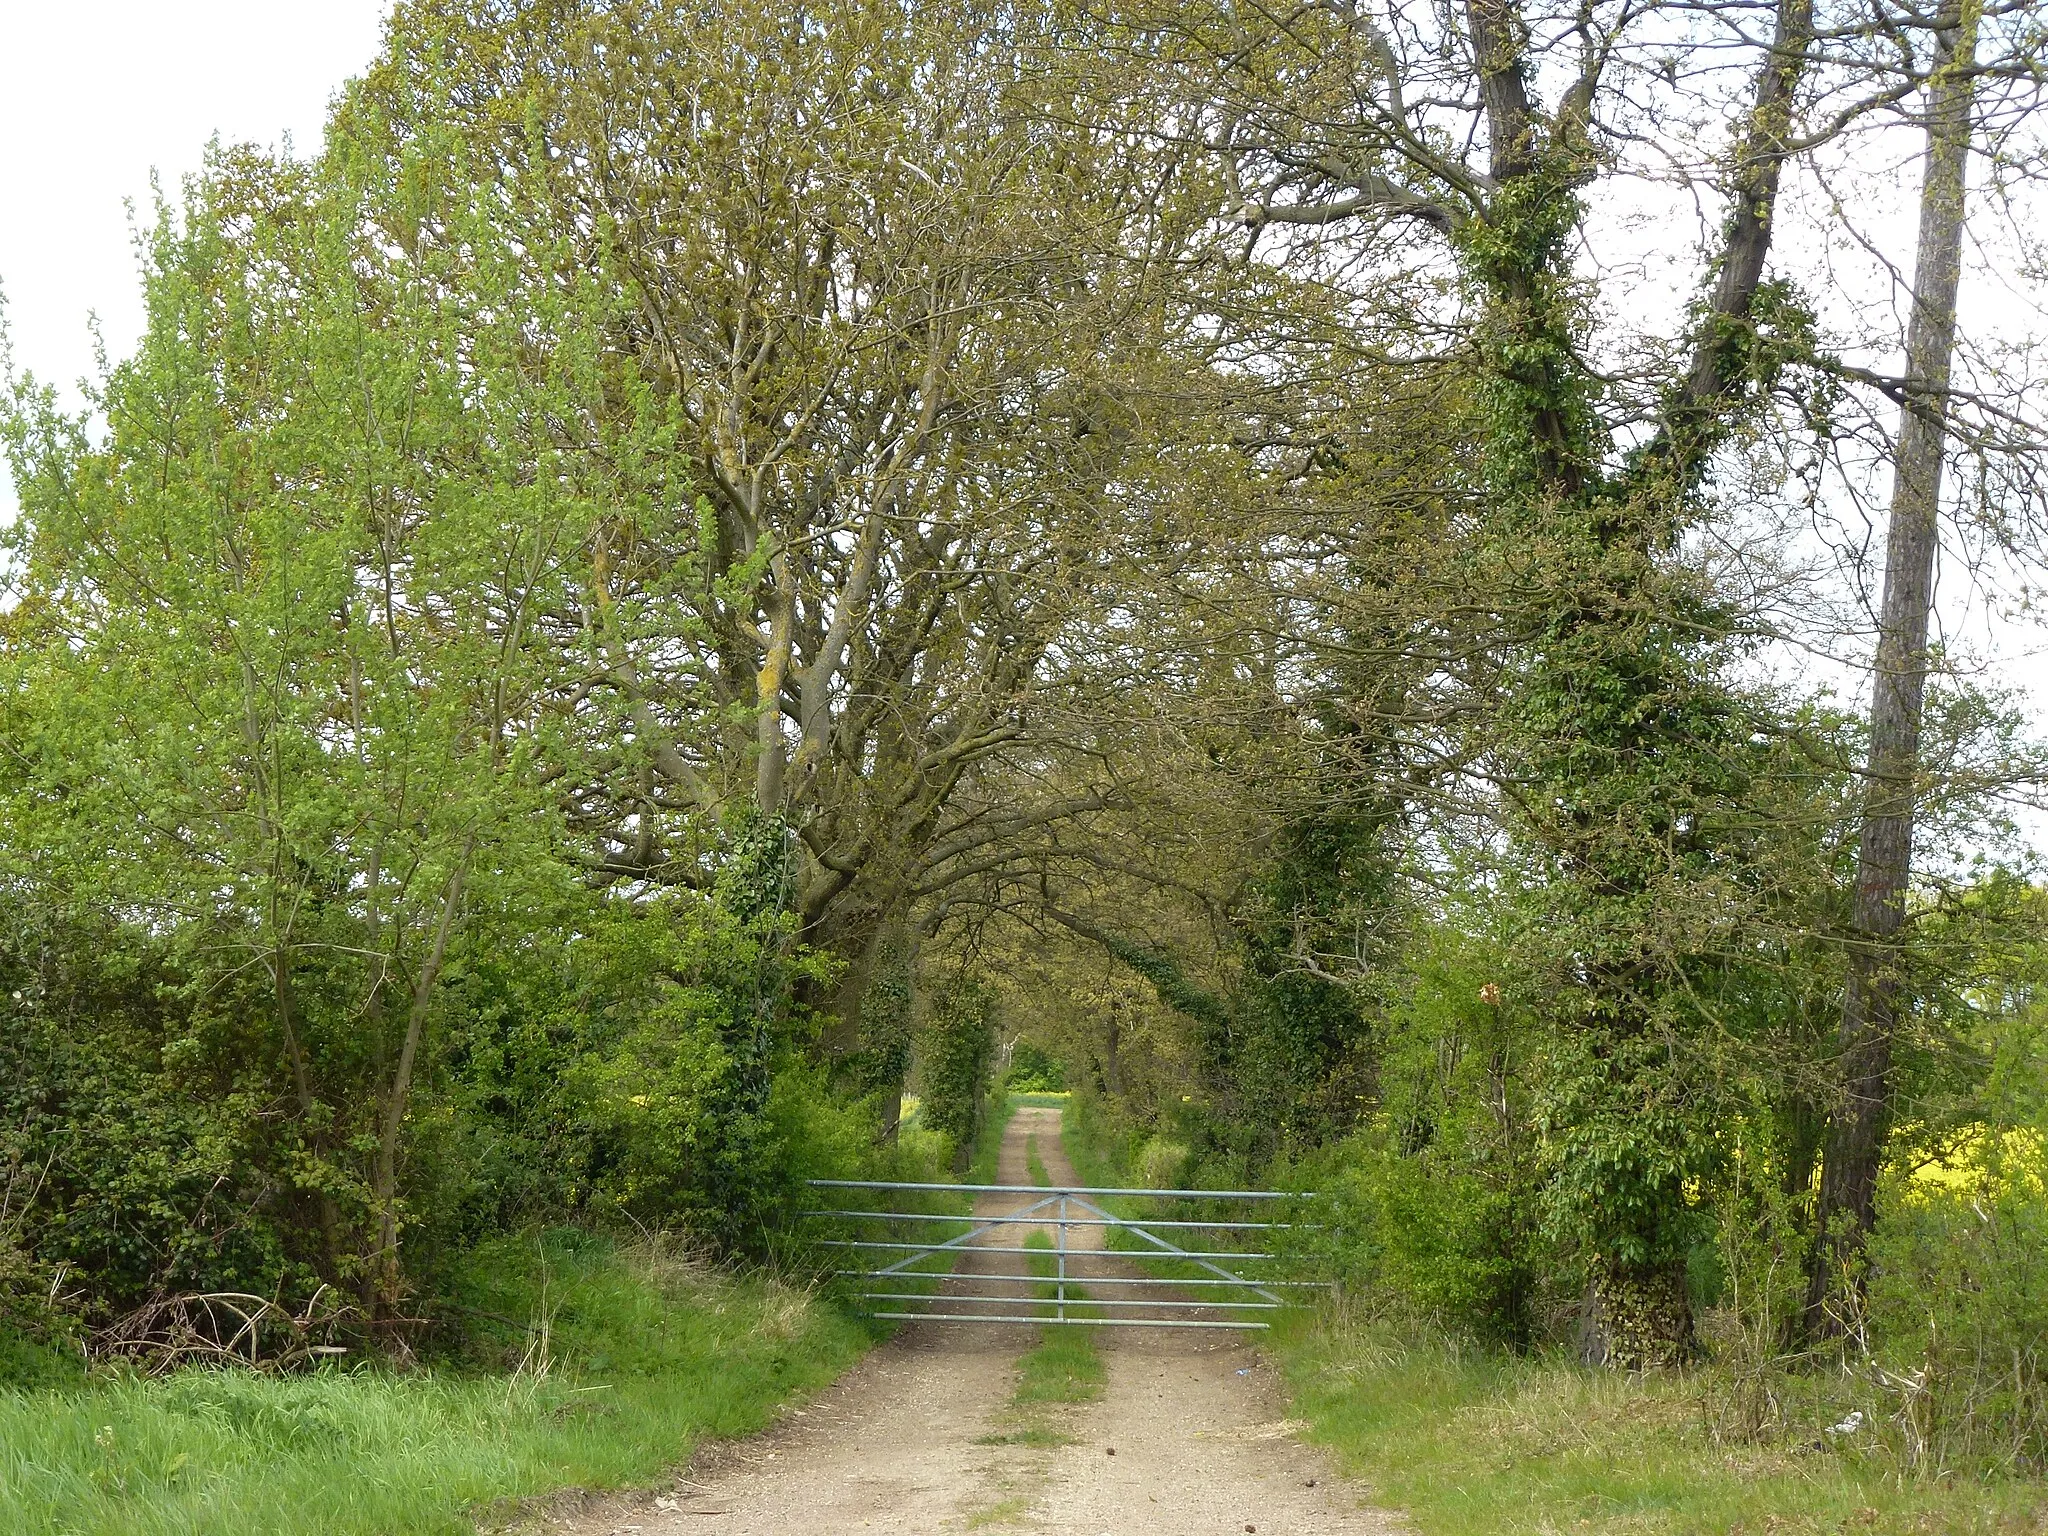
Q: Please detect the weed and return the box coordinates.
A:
[964,1495,1033,1527]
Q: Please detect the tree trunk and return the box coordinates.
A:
[272,948,344,1279]
[1805,7,1979,1335]
[366,847,472,1315]
[1582,1258,1695,1370]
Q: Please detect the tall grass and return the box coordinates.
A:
[1278,1306,2048,1536]
[0,1230,868,1536]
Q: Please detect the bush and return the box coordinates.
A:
[0,877,873,1342]
[1307,1140,1541,1348]
[1864,1154,2048,1473]
[1134,1136,1194,1190]
[0,927,312,1323]
[916,976,997,1169]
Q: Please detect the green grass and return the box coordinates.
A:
[0,1229,868,1536]
[1025,1133,1052,1189]
[1012,1329,1104,1407]
[966,1091,1028,1186]
[973,1425,1072,1447]
[1010,1233,1103,1405]
[965,1494,1033,1527]
[1277,1313,2048,1535]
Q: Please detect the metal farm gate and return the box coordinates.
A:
[799,1179,1323,1330]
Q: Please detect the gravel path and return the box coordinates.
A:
[548,1105,1400,1536]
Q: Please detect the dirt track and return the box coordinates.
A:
[551,1105,1400,1535]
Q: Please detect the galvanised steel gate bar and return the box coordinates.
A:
[800,1178,1323,1330]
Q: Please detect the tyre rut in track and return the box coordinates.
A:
[547,1104,1401,1535]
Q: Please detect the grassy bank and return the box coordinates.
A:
[0,1230,869,1536]
[1277,1312,2048,1535]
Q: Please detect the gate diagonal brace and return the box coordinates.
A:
[799,1179,1320,1328]
[866,1193,1063,1280]
[1067,1194,1286,1306]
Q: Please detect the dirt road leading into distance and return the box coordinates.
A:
[552,1104,1401,1536]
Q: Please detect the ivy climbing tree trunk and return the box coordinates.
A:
[1460,0,1815,1370]
[1110,0,1831,1364]
[1806,3,1981,1334]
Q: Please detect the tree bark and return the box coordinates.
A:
[1806,5,1979,1334]
[367,843,473,1315]
[1583,1258,1695,1370]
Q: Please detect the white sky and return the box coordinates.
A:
[0,0,2040,855]
[0,1,391,403]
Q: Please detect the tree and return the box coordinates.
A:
[346,0,1210,1104]
[3,139,587,1313]
[1806,1,1982,1331]
[1105,0,1843,1363]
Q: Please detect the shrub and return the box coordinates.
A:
[1134,1137,1194,1190]
[917,976,997,1169]
[1305,1138,1540,1349]
[1864,1150,2048,1473]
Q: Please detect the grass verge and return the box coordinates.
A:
[0,1229,868,1536]
[1276,1309,2048,1535]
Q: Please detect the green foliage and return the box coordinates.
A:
[1002,1040,1066,1094]
[842,926,915,1102]
[0,128,602,1306]
[0,1328,79,1393]
[1856,966,2048,1474]
[1531,1031,1719,1276]
[557,904,823,1252]
[917,976,998,1159]
[1310,1148,1537,1350]
[0,919,310,1319]
[1865,1177,2048,1473]
[1226,796,1390,1156]
[1089,823,1382,1170]
[0,0,2041,1502]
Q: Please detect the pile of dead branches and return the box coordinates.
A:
[91,1286,358,1374]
